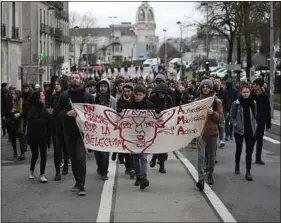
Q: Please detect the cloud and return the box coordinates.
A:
[69,1,202,40]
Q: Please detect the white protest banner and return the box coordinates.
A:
[72,96,214,154]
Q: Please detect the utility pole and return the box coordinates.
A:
[269,1,275,118]
[109,16,117,63]
[163,29,167,69]
[177,21,183,79]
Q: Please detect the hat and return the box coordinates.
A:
[200,79,214,90]
[155,74,166,83]
[1,82,7,88]
[253,78,264,87]
[123,82,134,91]
[156,83,168,94]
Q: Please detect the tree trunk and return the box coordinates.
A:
[237,34,242,64]
[245,33,252,79]
[227,37,234,63]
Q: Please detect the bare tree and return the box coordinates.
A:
[70,11,96,65]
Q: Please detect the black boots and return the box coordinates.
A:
[54,173,61,181]
[196,180,204,191]
[245,171,253,181]
[159,161,166,174]
[134,176,141,186]
[235,164,241,175]
[139,176,149,190]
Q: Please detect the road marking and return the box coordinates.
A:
[174,151,237,223]
[263,136,280,144]
[1,160,13,164]
[96,154,117,223]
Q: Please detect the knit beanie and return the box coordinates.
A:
[200,79,214,90]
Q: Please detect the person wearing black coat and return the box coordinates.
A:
[58,73,95,196]
[251,78,271,165]
[27,90,49,183]
[49,78,69,181]
[1,83,8,136]
[149,83,173,174]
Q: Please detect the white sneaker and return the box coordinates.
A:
[29,171,35,180]
[40,175,48,183]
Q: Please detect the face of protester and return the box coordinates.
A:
[40,91,45,104]
[70,74,82,87]
[88,86,96,94]
[201,85,211,96]
[155,79,164,86]
[23,87,30,93]
[123,87,133,99]
[99,83,108,94]
[178,84,184,92]
[134,91,146,102]
[158,92,165,99]
[214,79,221,88]
[54,81,62,92]
[116,83,124,93]
[147,88,153,96]
[11,90,17,101]
[241,87,251,99]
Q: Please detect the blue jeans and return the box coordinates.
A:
[133,153,148,178]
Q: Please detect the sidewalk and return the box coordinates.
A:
[272,110,280,126]
[112,153,220,222]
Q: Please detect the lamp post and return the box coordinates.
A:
[177,21,183,79]
[201,2,209,61]
[163,29,167,69]
[109,16,117,63]
[269,1,275,118]
[74,25,79,71]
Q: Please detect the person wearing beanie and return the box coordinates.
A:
[251,78,271,165]
[195,78,223,191]
[113,82,136,179]
[149,83,173,174]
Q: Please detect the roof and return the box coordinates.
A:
[69,27,136,37]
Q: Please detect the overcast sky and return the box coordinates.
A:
[69,1,203,42]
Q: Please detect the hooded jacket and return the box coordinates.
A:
[92,79,117,110]
[149,83,173,113]
[223,78,238,113]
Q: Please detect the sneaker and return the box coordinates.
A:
[219,141,225,148]
[17,155,25,161]
[70,184,80,192]
[140,177,149,190]
[150,159,156,168]
[39,175,48,183]
[159,167,166,174]
[78,187,86,196]
[129,170,136,179]
[101,174,108,181]
[29,171,35,180]
[54,173,61,181]
[196,180,204,191]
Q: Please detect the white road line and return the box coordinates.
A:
[96,154,117,223]
[174,151,237,223]
[263,136,280,144]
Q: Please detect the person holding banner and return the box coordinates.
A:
[116,82,136,179]
[130,84,154,190]
[196,79,223,191]
[92,79,117,181]
[58,73,95,196]
[149,83,173,174]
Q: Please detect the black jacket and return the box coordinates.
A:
[58,85,95,136]
[251,91,271,128]
[117,96,134,112]
[27,102,49,141]
[149,93,173,113]
[181,88,200,105]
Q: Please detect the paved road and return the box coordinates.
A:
[2,133,280,222]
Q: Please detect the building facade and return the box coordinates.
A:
[21,1,69,86]
[69,1,159,66]
[1,1,23,89]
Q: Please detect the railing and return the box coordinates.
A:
[12,26,19,39]
[1,23,6,37]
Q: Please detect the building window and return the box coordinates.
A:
[40,9,42,24]
[44,10,45,24]
[12,2,15,27]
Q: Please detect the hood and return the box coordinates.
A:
[154,74,166,82]
[226,78,233,88]
[155,83,168,94]
[96,78,111,95]
[57,77,68,91]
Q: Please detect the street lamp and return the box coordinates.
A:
[47,6,55,80]
[177,21,183,79]
[201,2,209,61]
[74,26,79,70]
[109,16,117,63]
[163,29,167,69]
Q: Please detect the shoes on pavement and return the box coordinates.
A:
[96,168,101,175]
[219,141,225,148]
[62,168,68,175]
[17,155,25,161]
[196,180,204,191]
[13,153,18,158]
[255,160,265,165]
[140,177,149,190]
[54,173,61,181]
[40,175,48,183]
[245,171,253,181]
[78,187,86,196]
[207,175,214,185]
[129,170,136,179]
[134,176,141,186]
[150,159,156,168]
[235,164,240,175]
[101,174,108,181]
[159,167,166,174]
[70,184,80,192]
[224,137,229,141]
[29,171,35,179]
